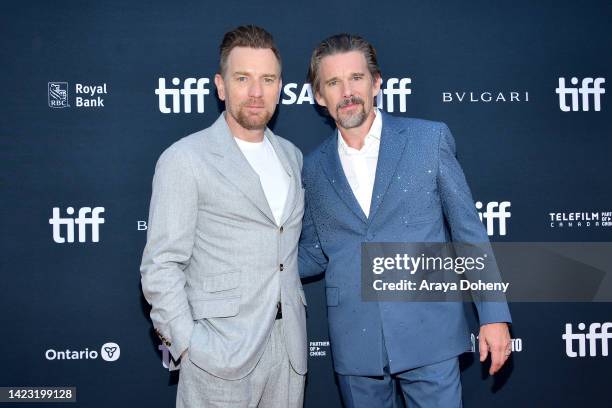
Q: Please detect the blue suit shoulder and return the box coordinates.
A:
[383,113,455,152]
[383,113,448,137]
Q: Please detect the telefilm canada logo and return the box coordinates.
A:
[563,322,611,357]
[556,77,605,112]
[48,82,109,108]
[548,211,612,229]
[155,77,412,113]
[45,342,120,362]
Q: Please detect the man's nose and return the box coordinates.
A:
[248,80,263,98]
[341,81,353,99]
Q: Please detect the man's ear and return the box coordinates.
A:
[214,73,226,101]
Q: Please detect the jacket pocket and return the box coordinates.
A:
[190,297,240,319]
[201,270,240,292]
[189,271,241,319]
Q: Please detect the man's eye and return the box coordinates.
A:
[352,75,362,81]
[328,80,337,87]
[237,77,247,82]
[264,77,275,84]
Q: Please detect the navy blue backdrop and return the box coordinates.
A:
[1,0,611,406]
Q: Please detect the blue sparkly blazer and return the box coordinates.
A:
[299,112,512,376]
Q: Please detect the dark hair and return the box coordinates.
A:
[308,33,381,93]
[218,25,281,76]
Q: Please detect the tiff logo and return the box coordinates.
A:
[556,77,605,112]
[563,322,611,357]
[156,77,210,113]
[376,78,412,112]
[49,207,105,243]
[475,201,511,236]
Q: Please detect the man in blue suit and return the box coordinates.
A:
[299,33,512,407]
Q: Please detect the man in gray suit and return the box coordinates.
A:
[140,25,307,407]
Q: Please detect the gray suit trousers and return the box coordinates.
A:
[177,319,305,408]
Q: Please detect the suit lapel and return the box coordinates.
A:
[266,129,299,226]
[206,113,276,224]
[320,133,368,224]
[367,113,409,222]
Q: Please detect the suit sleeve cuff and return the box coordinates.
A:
[167,310,195,361]
[476,301,512,325]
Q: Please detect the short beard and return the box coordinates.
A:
[335,96,367,129]
[231,99,272,130]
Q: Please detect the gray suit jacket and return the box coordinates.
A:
[140,113,307,380]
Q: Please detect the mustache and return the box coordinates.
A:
[336,96,364,110]
[241,98,265,108]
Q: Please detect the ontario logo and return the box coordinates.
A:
[48,82,69,108]
[45,342,121,362]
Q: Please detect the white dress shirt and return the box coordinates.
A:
[235,136,290,225]
[338,109,382,218]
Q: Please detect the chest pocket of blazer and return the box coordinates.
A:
[190,271,241,319]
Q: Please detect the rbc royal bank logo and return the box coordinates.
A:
[48,82,69,108]
[49,82,108,108]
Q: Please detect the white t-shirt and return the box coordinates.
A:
[234,136,290,225]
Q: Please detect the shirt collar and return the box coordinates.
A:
[338,108,382,155]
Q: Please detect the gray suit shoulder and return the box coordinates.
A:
[157,124,220,164]
[166,128,208,153]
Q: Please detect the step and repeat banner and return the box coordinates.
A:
[1,1,610,406]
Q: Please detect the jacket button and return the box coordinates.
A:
[280,264,284,271]
[280,226,284,233]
